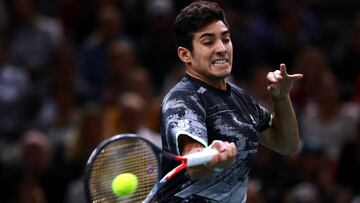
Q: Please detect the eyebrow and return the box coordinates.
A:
[199,30,230,39]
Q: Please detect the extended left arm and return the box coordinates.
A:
[259,63,303,155]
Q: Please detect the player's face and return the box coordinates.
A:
[189,20,233,81]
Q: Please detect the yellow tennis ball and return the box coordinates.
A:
[111,173,138,197]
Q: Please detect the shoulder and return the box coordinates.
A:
[228,82,271,118]
[229,82,247,94]
[228,82,256,102]
[162,76,202,103]
[161,77,209,117]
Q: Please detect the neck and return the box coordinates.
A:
[186,69,227,90]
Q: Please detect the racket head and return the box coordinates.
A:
[84,134,161,203]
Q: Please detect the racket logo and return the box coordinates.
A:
[146,166,155,174]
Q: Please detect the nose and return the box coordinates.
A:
[215,40,226,55]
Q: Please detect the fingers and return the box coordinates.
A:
[210,140,236,154]
[267,71,282,84]
[210,140,226,153]
[216,141,236,162]
[208,141,225,164]
[267,72,277,83]
[209,140,237,167]
[266,63,303,100]
[267,64,303,82]
[267,83,278,91]
[288,73,303,80]
[279,63,288,77]
[226,142,237,157]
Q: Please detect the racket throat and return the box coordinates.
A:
[166,162,187,180]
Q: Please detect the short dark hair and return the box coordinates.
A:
[173,1,229,51]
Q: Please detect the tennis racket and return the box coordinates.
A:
[84,133,218,203]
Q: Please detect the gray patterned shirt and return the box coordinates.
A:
[159,74,272,203]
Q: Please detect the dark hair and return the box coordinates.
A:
[173,1,229,51]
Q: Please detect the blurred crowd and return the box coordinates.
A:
[0,0,359,202]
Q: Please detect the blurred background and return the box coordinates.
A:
[0,0,359,202]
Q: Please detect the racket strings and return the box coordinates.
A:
[89,139,158,202]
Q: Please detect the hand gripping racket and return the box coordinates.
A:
[84,134,217,203]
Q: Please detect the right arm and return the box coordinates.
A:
[179,135,237,179]
[161,89,236,179]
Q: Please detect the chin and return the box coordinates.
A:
[212,72,231,80]
[215,69,232,78]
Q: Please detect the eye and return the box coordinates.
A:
[223,37,231,44]
[202,40,214,46]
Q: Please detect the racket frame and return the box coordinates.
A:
[85,134,162,202]
[84,134,217,203]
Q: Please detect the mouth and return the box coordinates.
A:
[212,58,229,66]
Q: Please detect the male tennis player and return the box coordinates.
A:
[159,1,303,202]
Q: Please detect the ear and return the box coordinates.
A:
[177,47,191,64]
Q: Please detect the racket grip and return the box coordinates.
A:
[184,148,218,167]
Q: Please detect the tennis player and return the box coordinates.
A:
[159,1,303,202]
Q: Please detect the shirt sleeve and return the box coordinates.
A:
[256,105,273,132]
[161,90,208,155]
[248,96,273,133]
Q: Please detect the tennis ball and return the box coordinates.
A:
[111,173,138,197]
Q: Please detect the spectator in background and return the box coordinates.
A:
[17,179,47,203]
[336,119,360,197]
[45,84,77,166]
[246,64,295,203]
[265,0,320,66]
[17,130,51,203]
[65,103,105,178]
[50,45,79,93]
[42,45,79,166]
[118,0,146,39]
[354,75,360,104]
[245,64,274,112]
[115,92,161,147]
[104,88,161,146]
[291,47,330,110]
[122,68,161,133]
[78,4,133,102]
[138,0,178,91]
[101,39,158,136]
[288,182,321,203]
[64,103,105,203]
[0,37,31,140]
[7,0,59,76]
[102,39,142,105]
[284,141,334,203]
[287,135,356,203]
[337,12,360,100]
[0,0,8,34]
[35,45,79,131]
[5,0,61,136]
[300,70,359,165]
[56,0,96,44]
[3,130,67,203]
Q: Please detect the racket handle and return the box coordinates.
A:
[184,148,218,167]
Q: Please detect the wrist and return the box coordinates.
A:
[203,163,223,173]
[271,95,290,103]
